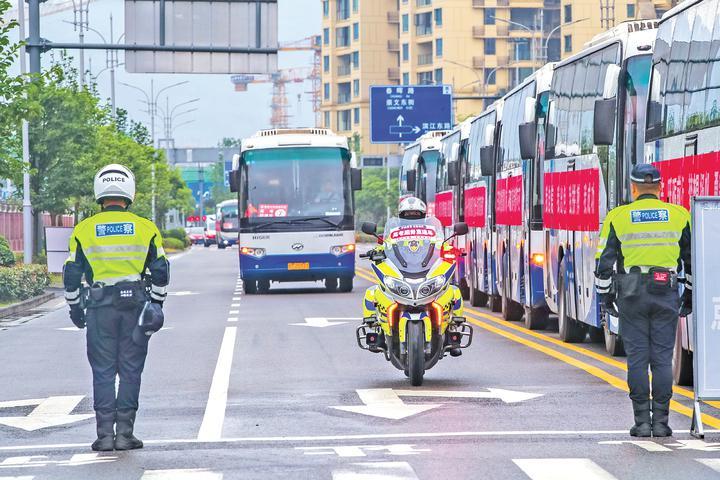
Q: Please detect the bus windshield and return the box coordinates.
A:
[240,147,352,227]
[419,150,440,203]
[623,55,651,168]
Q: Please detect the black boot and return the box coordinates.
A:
[652,400,673,437]
[630,400,652,437]
[114,409,144,450]
[91,411,115,452]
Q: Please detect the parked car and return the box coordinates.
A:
[186,227,205,245]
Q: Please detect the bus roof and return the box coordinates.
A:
[217,199,238,206]
[403,130,449,154]
[241,128,349,152]
[556,20,657,70]
[660,0,704,24]
[502,62,555,101]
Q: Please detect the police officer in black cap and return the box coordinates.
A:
[595,163,691,437]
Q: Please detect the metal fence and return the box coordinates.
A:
[0,204,74,251]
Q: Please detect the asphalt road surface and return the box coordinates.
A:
[1,245,720,479]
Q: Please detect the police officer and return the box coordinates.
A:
[595,164,692,438]
[63,164,170,451]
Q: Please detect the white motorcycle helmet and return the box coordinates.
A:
[94,164,136,205]
[398,196,427,220]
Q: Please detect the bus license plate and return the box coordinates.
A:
[288,262,310,270]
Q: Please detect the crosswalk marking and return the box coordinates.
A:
[141,469,222,479]
[697,458,720,472]
[0,476,34,479]
[513,459,618,480]
[332,462,419,480]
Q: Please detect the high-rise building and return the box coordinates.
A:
[320,0,674,159]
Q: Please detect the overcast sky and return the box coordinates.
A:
[11,0,320,148]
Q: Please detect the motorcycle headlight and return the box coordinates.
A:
[385,277,413,298]
[417,276,446,299]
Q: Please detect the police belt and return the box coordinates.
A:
[86,281,148,308]
[615,267,678,300]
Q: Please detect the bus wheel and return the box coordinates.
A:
[257,279,270,294]
[469,285,488,308]
[588,326,605,343]
[673,323,693,386]
[325,277,338,292]
[557,268,586,343]
[524,306,548,330]
[218,242,227,250]
[501,286,523,321]
[489,295,502,313]
[244,280,257,295]
[339,276,353,293]
[459,279,470,300]
[604,324,625,356]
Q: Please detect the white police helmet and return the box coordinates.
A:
[398,196,427,219]
[94,164,136,204]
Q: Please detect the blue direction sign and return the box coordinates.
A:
[370,85,453,144]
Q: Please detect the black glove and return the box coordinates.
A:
[599,292,619,318]
[69,305,85,329]
[679,289,692,317]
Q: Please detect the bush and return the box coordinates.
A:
[0,236,15,267]
[163,237,186,251]
[163,228,190,247]
[0,264,50,302]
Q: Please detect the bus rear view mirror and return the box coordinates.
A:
[351,168,363,191]
[447,160,460,186]
[593,98,617,146]
[519,122,537,161]
[229,170,239,193]
[406,169,416,192]
[479,146,494,177]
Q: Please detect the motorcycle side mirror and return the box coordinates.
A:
[361,222,378,236]
[453,222,468,236]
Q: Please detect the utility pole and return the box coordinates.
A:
[27,0,42,255]
[18,0,32,263]
[109,14,117,117]
[72,0,89,87]
[198,163,205,223]
[150,79,156,223]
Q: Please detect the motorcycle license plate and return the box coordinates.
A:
[288,262,310,270]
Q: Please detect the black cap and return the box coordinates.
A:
[132,302,165,346]
[630,164,661,184]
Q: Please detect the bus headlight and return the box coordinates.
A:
[331,244,356,256]
[385,277,413,298]
[417,276,446,299]
[240,247,266,258]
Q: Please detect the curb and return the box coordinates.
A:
[0,292,57,319]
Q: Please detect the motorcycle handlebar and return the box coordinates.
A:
[359,252,370,258]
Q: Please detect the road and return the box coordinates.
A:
[1,245,720,479]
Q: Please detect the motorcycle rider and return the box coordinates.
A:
[362,197,464,355]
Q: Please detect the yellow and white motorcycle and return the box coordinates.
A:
[357,216,473,386]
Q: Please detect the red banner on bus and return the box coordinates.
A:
[435,190,453,226]
[464,185,486,228]
[655,151,720,210]
[495,176,522,226]
[543,168,599,231]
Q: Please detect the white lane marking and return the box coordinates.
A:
[332,462,419,480]
[229,310,239,314]
[291,317,348,328]
[232,297,241,301]
[667,440,720,451]
[141,469,223,480]
[0,396,93,432]
[231,303,240,307]
[599,440,672,452]
[513,459,618,480]
[331,389,439,420]
[197,327,238,441]
[0,476,34,479]
[3,430,713,452]
[395,388,543,404]
[297,444,430,457]
[62,453,118,466]
[697,458,720,472]
[227,317,238,322]
[56,327,82,332]
[169,250,193,261]
[167,291,198,297]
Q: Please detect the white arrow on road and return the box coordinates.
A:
[331,388,542,420]
[290,317,356,328]
[396,114,405,126]
[0,396,93,432]
[167,291,198,296]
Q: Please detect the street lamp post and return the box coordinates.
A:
[543,18,589,61]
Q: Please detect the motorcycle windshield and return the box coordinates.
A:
[383,217,444,276]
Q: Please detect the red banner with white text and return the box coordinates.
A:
[464,185,487,228]
[495,176,522,226]
[434,191,453,227]
[543,168,600,231]
[655,151,720,210]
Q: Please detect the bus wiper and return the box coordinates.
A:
[290,217,341,229]
[251,220,292,232]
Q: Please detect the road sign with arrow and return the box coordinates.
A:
[331,388,542,420]
[370,85,453,144]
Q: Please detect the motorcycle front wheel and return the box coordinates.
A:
[407,321,425,386]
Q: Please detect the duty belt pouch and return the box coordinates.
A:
[112,282,144,310]
[647,268,675,294]
[615,272,643,301]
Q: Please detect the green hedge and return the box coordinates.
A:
[0,264,50,302]
[163,237,186,251]
[0,236,15,267]
[162,228,190,247]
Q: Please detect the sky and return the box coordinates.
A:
[10,0,321,148]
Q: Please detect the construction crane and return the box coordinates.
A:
[230,35,322,129]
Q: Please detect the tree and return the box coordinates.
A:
[354,167,399,229]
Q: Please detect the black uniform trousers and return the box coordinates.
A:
[616,275,679,405]
[86,303,148,414]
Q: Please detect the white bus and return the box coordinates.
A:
[229,128,362,294]
[400,130,449,214]
[644,0,720,384]
[543,20,658,352]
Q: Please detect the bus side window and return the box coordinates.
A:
[600,45,620,205]
[646,20,674,141]
[683,3,714,132]
[707,4,720,128]
[664,12,693,137]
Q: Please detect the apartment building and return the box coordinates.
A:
[320,0,673,158]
